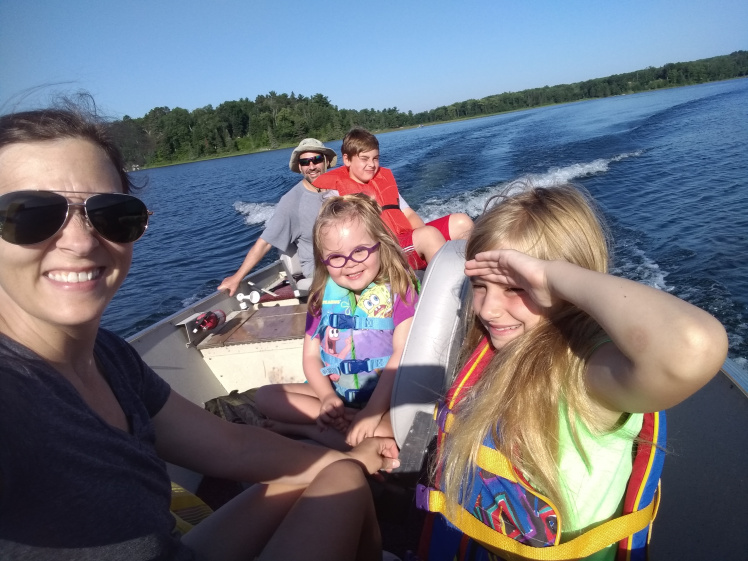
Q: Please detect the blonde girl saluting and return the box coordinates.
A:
[418,183,727,560]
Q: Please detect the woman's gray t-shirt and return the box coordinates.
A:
[0,329,195,560]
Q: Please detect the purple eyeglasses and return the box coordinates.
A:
[322,242,381,268]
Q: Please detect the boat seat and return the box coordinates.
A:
[279,244,312,298]
[391,240,470,471]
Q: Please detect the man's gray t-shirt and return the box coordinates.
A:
[260,180,334,278]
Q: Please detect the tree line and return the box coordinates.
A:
[110,51,748,169]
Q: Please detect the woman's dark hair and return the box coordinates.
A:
[0,102,135,194]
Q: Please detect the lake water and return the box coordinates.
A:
[108,79,748,370]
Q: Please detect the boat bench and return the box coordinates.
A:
[195,299,309,394]
[198,303,307,349]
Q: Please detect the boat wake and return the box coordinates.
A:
[233,201,276,226]
[611,245,672,292]
[416,151,644,221]
[525,151,644,187]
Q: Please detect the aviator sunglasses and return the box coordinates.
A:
[322,242,380,268]
[0,190,152,245]
[298,154,325,166]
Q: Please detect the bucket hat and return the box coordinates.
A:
[289,138,338,173]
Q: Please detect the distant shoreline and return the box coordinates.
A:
[116,49,746,169]
[135,76,747,172]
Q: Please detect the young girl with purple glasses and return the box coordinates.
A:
[257,193,420,450]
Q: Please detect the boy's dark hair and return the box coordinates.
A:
[341,127,379,158]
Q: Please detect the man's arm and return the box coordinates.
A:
[217,238,273,296]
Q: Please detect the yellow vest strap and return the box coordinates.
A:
[475,444,518,481]
[424,483,660,561]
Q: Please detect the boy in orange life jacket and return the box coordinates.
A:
[314,128,473,270]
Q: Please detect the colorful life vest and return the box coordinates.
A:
[313,166,413,237]
[314,278,396,404]
[418,338,666,561]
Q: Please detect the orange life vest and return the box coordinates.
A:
[313,166,413,237]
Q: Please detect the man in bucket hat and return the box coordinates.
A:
[218,138,338,296]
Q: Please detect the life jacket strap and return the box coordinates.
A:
[417,482,660,560]
[320,354,390,376]
[338,386,375,403]
[381,204,400,211]
[325,313,394,331]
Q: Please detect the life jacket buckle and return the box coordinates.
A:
[339,359,369,374]
[328,314,356,330]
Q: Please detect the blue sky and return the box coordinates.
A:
[1,0,746,120]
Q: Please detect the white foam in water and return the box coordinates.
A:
[418,191,494,222]
[416,151,644,221]
[728,330,745,351]
[233,201,276,226]
[181,295,201,308]
[527,151,643,187]
[733,356,747,371]
[611,247,672,292]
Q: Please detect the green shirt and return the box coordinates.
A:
[557,408,644,560]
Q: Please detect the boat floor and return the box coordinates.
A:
[649,369,748,559]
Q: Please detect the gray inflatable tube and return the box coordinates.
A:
[390,240,471,450]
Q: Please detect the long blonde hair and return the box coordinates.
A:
[307,193,417,316]
[438,182,611,519]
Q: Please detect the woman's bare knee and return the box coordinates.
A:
[258,461,380,560]
[183,484,305,561]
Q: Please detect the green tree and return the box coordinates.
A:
[109,51,748,168]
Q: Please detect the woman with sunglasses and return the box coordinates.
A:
[0,105,399,561]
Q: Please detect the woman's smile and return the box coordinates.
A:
[0,138,132,330]
[46,266,105,284]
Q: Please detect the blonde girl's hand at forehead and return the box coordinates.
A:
[466,247,728,419]
[465,249,555,309]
